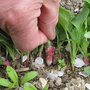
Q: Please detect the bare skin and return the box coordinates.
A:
[0,0,59,51]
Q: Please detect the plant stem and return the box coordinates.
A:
[39,45,44,57]
[47,40,51,46]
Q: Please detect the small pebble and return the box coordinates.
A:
[74,58,85,67]
[57,71,64,77]
[55,77,62,86]
[39,78,48,88]
[79,72,89,78]
[35,57,44,65]
[74,8,79,12]
[85,83,90,90]
[22,55,27,62]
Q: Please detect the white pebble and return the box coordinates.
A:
[22,56,27,62]
[47,70,64,81]
[35,57,44,65]
[85,83,90,90]
[39,78,47,88]
[74,58,85,67]
[79,72,89,78]
[74,8,79,12]
[47,70,58,81]
[57,71,64,77]
[47,72,58,81]
[55,77,62,86]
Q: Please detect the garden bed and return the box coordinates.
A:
[0,0,90,90]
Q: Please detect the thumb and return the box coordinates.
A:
[39,0,59,40]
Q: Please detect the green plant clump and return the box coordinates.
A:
[0,66,38,90]
[58,59,66,70]
[56,0,90,69]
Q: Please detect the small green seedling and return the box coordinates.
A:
[84,66,90,74]
[24,83,37,90]
[24,83,49,90]
[58,59,66,70]
[0,66,38,90]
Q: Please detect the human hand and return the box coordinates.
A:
[0,0,59,51]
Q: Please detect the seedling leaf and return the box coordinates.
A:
[24,83,37,90]
[0,78,13,88]
[58,7,72,31]
[21,71,38,85]
[6,66,18,86]
[71,5,89,30]
[84,66,90,74]
[85,0,90,4]
[58,65,61,71]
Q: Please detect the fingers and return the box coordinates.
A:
[0,0,48,52]
[0,0,59,52]
[11,28,47,52]
[39,0,59,40]
[7,18,47,52]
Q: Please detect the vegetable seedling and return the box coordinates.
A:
[45,40,53,66]
[84,66,90,74]
[58,59,66,70]
[0,66,38,89]
[56,0,90,70]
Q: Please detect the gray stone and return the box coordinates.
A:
[55,77,62,86]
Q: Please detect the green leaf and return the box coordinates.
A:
[58,59,66,66]
[24,83,37,90]
[0,33,15,59]
[84,31,90,38]
[56,23,66,41]
[58,65,61,71]
[70,28,79,42]
[84,66,90,74]
[43,84,49,90]
[56,23,66,50]
[0,78,13,88]
[21,71,38,85]
[58,7,72,31]
[80,40,89,58]
[71,5,89,30]
[58,59,62,64]
[85,0,90,4]
[6,66,19,86]
[87,17,90,26]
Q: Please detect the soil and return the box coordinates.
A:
[0,0,90,90]
[0,45,90,90]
